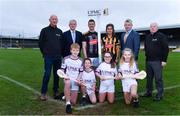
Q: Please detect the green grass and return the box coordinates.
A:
[0,48,180,115]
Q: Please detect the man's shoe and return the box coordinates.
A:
[66,104,72,114]
[40,94,47,101]
[54,92,64,100]
[153,96,163,101]
[140,93,152,97]
[54,94,61,100]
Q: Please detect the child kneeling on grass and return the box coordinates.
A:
[60,43,82,114]
[77,58,97,105]
[96,52,119,104]
[118,48,139,107]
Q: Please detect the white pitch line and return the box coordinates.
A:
[0,75,65,105]
[1,74,180,111]
[74,84,180,110]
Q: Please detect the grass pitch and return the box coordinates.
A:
[0,48,180,115]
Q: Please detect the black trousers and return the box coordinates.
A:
[146,61,164,97]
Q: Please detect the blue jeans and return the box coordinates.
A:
[41,56,62,94]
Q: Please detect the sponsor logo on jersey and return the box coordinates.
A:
[67,66,80,72]
[101,70,115,76]
[105,44,113,48]
[89,39,98,45]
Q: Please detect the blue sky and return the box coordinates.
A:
[0,0,180,37]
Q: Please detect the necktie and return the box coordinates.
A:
[124,32,128,44]
[72,31,75,43]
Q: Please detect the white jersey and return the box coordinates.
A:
[96,62,117,85]
[81,70,96,86]
[61,55,82,79]
[118,62,138,83]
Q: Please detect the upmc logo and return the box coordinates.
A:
[88,10,101,16]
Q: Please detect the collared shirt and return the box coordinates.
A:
[70,30,76,43]
[126,29,132,37]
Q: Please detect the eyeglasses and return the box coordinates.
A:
[104,56,111,58]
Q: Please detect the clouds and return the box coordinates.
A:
[0,0,180,37]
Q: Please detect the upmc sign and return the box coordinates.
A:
[88,10,101,16]
[88,8,109,16]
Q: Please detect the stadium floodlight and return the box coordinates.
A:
[87,8,109,63]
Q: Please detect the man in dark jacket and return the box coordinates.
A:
[63,19,83,57]
[39,15,65,100]
[142,22,169,101]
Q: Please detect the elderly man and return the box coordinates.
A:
[63,19,83,57]
[120,19,140,61]
[142,23,169,101]
[39,15,65,100]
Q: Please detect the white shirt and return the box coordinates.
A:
[96,62,117,85]
[118,62,138,82]
[81,70,96,86]
[61,55,82,79]
[70,30,76,43]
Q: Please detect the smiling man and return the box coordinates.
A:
[39,15,65,101]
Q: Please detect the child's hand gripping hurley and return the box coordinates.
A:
[57,69,92,89]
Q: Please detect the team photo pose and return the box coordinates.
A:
[118,48,139,107]
[102,23,120,63]
[96,52,118,103]
[77,58,97,105]
[60,43,82,114]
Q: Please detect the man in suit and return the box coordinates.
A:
[63,19,83,57]
[120,19,140,61]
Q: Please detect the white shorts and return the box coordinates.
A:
[70,80,79,91]
[86,87,95,95]
[122,79,137,92]
[99,83,114,93]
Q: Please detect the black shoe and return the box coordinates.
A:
[153,96,163,101]
[54,94,61,100]
[141,93,152,97]
[66,104,72,114]
[81,97,87,106]
[59,92,65,100]
[133,99,139,108]
[54,92,64,100]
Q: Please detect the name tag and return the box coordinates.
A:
[56,34,61,36]
[152,38,157,41]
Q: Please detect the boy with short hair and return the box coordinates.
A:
[60,43,82,114]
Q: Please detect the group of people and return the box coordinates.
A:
[38,15,169,114]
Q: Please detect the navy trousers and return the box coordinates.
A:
[41,56,61,94]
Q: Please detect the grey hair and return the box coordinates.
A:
[125,18,133,24]
[69,19,77,24]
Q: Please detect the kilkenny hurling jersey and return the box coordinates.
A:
[61,55,83,79]
[102,35,120,56]
[96,62,117,85]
